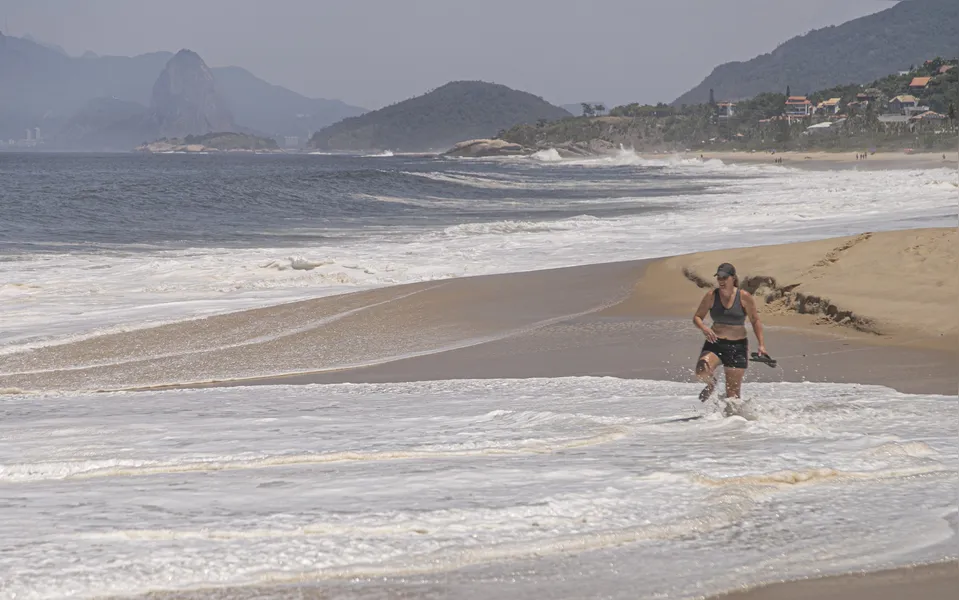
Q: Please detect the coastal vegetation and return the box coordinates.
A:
[182,132,278,150]
[136,132,279,152]
[500,59,959,153]
[672,0,958,106]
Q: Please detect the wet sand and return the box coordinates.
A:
[122,560,959,600]
[3,230,952,395]
[197,229,957,395]
[714,561,958,600]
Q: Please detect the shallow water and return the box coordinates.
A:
[1,378,955,599]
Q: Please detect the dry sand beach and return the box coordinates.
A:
[661,149,959,171]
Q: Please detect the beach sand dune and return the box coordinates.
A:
[611,227,957,347]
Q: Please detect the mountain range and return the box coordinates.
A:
[0,31,365,147]
[673,0,959,105]
[4,0,956,152]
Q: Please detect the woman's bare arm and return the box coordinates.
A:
[693,291,717,342]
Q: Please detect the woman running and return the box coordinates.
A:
[692,262,767,400]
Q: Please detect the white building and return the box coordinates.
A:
[785,96,813,118]
[717,102,736,119]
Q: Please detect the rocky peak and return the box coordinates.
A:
[151,49,235,137]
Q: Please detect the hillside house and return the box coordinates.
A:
[785,96,813,118]
[804,118,846,135]
[909,110,945,122]
[909,76,931,90]
[888,94,917,114]
[717,102,736,119]
[816,97,842,115]
[856,88,881,104]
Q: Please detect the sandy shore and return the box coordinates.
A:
[713,561,958,600]
[653,149,959,170]
[122,561,959,600]
[186,227,956,396]
[615,228,958,348]
[2,228,954,395]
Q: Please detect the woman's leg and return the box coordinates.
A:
[724,367,746,399]
[696,351,721,401]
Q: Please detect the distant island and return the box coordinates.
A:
[135,132,280,153]
[309,81,571,152]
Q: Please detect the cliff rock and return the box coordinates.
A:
[151,49,236,138]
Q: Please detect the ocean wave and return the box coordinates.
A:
[437,215,602,237]
[260,256,335,271]
[1,432,628,482]
[692,465,948,488]
[529,148,563,162]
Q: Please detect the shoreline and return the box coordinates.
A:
[4,229,953,395]
[654,148,959,170]
[170,228,956,396]
[711,560,958,600]
[116,559,959,600]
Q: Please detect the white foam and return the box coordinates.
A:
[438,214,602,236]
[529,148,563,162]
[0,378,954,599]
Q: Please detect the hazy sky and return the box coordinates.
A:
[2,0,899,109]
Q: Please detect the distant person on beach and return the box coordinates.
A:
[692,263,767,401]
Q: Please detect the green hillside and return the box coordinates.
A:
[309,81,571,152]
[501,59,958,153]
[673,0,959,106]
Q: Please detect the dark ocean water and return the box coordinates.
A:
[0,152,726,253]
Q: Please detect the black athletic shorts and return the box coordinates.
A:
[700,337,748,369]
